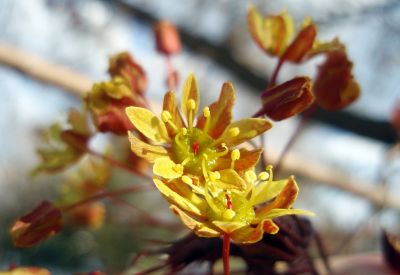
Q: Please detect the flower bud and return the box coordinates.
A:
[154,21,181,55]
[108,52,147,94]
[260,77,314,121]
[10,201,63,247]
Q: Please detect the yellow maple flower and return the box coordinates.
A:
[153,166,313,244]
[125,74,272,182]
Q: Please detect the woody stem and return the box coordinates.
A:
[223,233,231,275]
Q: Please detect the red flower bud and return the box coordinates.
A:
[10,201,63,247]
[108,52,147,95]
[260,77,314,121]
[154,21,181,55]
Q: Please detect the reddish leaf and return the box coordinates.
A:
[260,77,314,120]
[154,21,181,55]
[10,201,63,247]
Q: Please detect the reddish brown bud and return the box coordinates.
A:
[260,77,314,121]
[154,21,181,55]
[108,52,147,94]
[313,50,360,110]
[281,24,317,63]
[10,201,63,247]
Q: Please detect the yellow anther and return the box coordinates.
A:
[203,106,211,132]
[245,170,257,183]
[181,175,193,185]
[203,153,208,161]
[203,106,210,118]
[173,164,184,174]
[187,99,196,110]
[231,149,240,161]
[222,209,236,221]
[215,143,229,157]
[258,171,269,181]
[228,127,240,137]
[161,110,172,123]
[230,149,240,169]
[180,127,188,135]
[209,171,220,182]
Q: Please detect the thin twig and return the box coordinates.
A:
[60,184,154,212]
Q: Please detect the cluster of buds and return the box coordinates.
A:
[248,6,360,120]
[86,52,148,135]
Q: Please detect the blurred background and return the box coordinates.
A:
[0,0,399,274]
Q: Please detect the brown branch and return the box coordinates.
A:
[0,43,92,97]
[1,42,400,210]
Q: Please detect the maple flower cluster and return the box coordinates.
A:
[126,74,312,243]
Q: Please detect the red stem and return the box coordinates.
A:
[252,59,284,118]
[223,233,231,275]
[269,59,284,88]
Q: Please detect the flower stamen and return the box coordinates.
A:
[161,110,179,133]
[203,106,211,132]
[187,99,196,130]
[215,143,229,157]
[230,149,240,169]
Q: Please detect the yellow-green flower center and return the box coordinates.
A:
[172,128,219,176]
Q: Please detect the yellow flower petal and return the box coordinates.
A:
[154,179,202,216]
[214,148,263,171]
[255,208,314,222]
[230,219,279,244]
[181,74,199,125]
[217,118,272,147]
[256,176,299,217]
[214,169,247,190]
[253,179,288,205]
[127,132,168,162]
[153,158,183,179]
[212,221,247,234]
[170,205,220,238]
[125,107,170,144]
[196,82,235,139]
